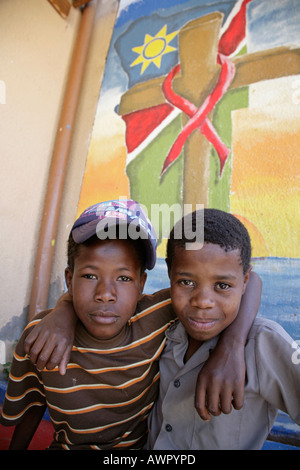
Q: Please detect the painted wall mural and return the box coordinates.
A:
[77,0,299,336]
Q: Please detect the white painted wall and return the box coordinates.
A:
[0,0,118,339]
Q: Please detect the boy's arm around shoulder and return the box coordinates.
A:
[24,292,77,375]
[253,318,300,423]
[195,271,262,421]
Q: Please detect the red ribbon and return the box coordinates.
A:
[161,53,235,176]
[160,0,253,176]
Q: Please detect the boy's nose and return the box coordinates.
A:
[94,281,116,303]
[190,287,215,309]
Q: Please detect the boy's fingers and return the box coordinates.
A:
[58,346,73,376]
[219,388,233,415]
[195,400,211,421]
[24,322,73,374]
[24,330,50,366]
[24,327,42,355]
[205,388,222,417]
[35,339,58,371]
[195,380,212,421]
[197,386,243,418]
[232,387,244,410]
[43,338,71,372]
[59,358,67,376]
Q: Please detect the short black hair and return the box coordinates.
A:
[67,232,147,273]
[166,208,251,274]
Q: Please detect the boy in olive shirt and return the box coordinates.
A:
[147,209,300,450]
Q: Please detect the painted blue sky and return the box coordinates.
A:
[116,0,233,27]
[247,0,300,52]
[99,0,300,98]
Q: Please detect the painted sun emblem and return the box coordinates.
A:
[130,25,178,74]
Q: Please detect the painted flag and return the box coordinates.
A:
[114,2,235,88]
[114,1,252,233]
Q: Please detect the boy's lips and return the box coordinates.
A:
[88,311,119,325]
[187,316,218,331]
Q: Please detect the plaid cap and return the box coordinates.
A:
[71,199,157,270]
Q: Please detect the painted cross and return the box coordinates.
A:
[118,1,300,212]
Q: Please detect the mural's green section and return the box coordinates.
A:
[209,86,249,211]
[126,113,184,240]
[209,45,249,211]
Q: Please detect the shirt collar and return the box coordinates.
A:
[166,320,220,362]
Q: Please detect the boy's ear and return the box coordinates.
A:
[242,266,252,294]
[65,268,73,297]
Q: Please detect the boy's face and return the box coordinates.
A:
[168,243,250,346]
[65,238,147,340]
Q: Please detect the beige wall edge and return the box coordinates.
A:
[46,1,120,315]
[28,0,98,321]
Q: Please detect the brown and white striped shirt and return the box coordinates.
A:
[0,289,175,450]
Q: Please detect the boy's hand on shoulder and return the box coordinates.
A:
[24,294,77,375]
[194,341,245,421]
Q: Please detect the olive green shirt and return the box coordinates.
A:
[147,318,300,450]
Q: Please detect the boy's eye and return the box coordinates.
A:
[118,275,132,282]
[178,279,195,287]
[83,274,97,280]
[216,282,230,290]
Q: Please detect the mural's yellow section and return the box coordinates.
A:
[76,96,130,217]
[77,135,129,217]
[230,107,300,258]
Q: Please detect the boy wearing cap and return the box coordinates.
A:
[1,200,167,450]
[147,209,300,450]
[0,200,261,449]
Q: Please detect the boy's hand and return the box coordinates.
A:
[195,341,245,421]
[24,294,77,375]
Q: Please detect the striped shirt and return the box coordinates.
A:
[0,289,174,450]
